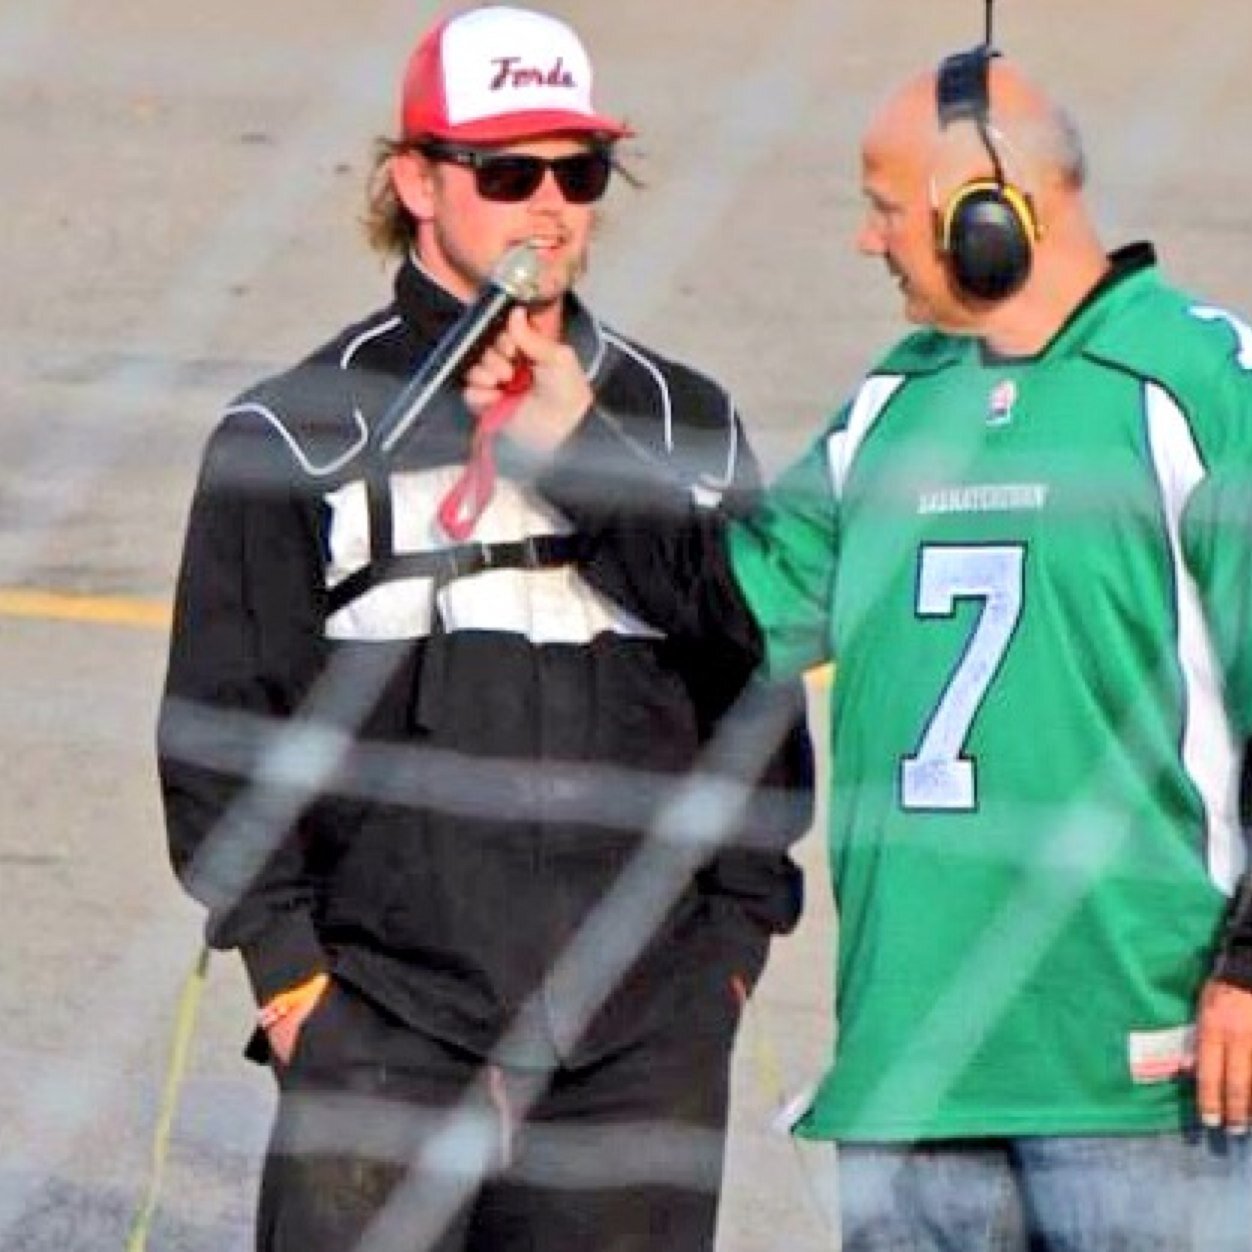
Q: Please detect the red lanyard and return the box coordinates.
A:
[436,360,534,541]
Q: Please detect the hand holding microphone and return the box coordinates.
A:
[434,247,592,539]
[462,305,594,455]
[374,243,544,457]
[367,240,592,538]
[442,306,593,540]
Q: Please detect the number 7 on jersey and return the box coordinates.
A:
[900,544,1026,811]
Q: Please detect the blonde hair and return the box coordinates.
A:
[363,137,417,259]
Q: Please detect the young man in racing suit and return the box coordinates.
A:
[157,7,813,1251]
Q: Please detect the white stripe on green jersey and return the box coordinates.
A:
[1144,384,1243,892]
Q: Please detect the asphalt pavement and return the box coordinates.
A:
[1,1,1249,1248]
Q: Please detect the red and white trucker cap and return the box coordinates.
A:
[401,6,633,144]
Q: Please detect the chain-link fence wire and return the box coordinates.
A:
[3,2,1251,1247]
[1,4,850,1244]
[155,373,1251,1252]
[155,607,812,1248]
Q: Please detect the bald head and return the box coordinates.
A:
[864,56,1086,197]
[855,52,1108,350]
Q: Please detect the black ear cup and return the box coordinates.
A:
[939,179,1036,300]
[934,46,1039,301]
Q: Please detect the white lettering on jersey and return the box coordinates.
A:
[918,482,1050,516]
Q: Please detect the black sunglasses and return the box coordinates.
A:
[418,143,614,204]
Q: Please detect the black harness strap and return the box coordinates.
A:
[326,533,580,616]
[365,461,394,566]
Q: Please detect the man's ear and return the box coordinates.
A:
[390,150,435,220]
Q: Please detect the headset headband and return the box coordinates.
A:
[937,46,1007,186]
[937,47,993,126]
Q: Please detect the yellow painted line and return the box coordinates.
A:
[0,588,172,630]
[0,591,834,667]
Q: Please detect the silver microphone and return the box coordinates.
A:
[376,244,543,456]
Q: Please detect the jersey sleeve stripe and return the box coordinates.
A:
[1145,382,1245,894]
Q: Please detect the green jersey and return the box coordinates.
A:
[730,251,1252,1140]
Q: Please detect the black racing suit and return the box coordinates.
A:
[157,258,814,1251]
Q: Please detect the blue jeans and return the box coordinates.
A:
[835,1133,1252,1251]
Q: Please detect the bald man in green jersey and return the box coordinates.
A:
[466,47,1252,1252]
